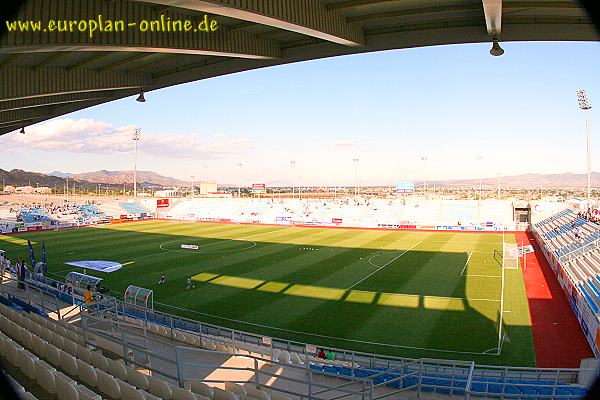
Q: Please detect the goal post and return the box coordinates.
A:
[502,242,519,270]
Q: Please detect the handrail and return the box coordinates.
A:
[0,274,61,317]
[82,310,377,399]
[24,268,596,389]
[558,235,600,263]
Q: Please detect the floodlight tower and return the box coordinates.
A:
[290,160,296,199]
[421,156,427,195]
[132,128,141,199]
[497,173,501,199]
[576,90,592,210]
[190,175,195,199]
[353,158,359,196]
[477,155,483,205]
[237,163,242,198]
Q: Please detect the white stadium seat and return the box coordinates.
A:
[120,382,147,400]
[77,359,98,387]
[55,371,78,400]
[148,375,173,399]
[191,380,214,399]
[35,360,57,394]
[244,385,270,400]
[60,350,79,376]
[18,349,39,380]
[76,384,102,400]
[214,387,238,400]
[108,358,129,381]
[5,340,23,367]
[45,343,62,367]
[225,382,246,397]
[77,345,93,364]
[172,385,199,400]
[96,367,122,399]
[127,367,150,390]
[91,351,109,372]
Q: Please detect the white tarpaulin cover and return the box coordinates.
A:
[64,260,123,273]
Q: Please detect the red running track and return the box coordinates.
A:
[515,231,594,368]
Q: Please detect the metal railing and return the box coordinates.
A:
[21,270,597,399]
[0,273,62,318]
[559,234,600,263]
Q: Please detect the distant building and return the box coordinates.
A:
[34,186,52,194]
[199,181,217,195]
[155,189,181,197]
[15,186,35,194]
[3,185,16,193]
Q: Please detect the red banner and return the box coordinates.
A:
[157,199,170,208]
[332,218,342,224]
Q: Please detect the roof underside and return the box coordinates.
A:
[0,0,597,135]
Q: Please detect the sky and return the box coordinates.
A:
[1,41,599,186]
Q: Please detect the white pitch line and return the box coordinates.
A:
[421,241,503,245]
[158,227,290,252]
[346,240,423,290]
[460,251,474,276]
[121,227,288,263]
[154,300,498,356]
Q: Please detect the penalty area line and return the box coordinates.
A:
[460,251,474,276]
[346,240,422,291]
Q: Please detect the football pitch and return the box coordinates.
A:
[0,220,536,366]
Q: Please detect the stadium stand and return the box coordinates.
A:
[0,268,594,400]
[163,198,515,230]
[533,208,600,357]
[119,202,152,216]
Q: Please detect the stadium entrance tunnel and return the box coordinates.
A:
[0,220,535,365]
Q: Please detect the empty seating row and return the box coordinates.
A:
[309,364,588,399]
[1,302,292,400]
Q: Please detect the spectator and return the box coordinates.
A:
[83,285,94,310]
[325,350,336,361]
[317,349,326,359]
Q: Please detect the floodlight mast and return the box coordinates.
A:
[132,128,141,199]
[421,156,427,195]
[290,160,296,199]
[576,90,592,210]
[237,163,242,198]
[353,158,359,196]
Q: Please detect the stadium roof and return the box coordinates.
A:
[1,0,598,135]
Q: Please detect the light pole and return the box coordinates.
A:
[353,158,359,196]
[190,175,195,199]
[421,156,427,195]
[477,155,483,204]
[497,173,501,199]
[237,163,242,198]
[132,128,141,199]
[290,160,296,199]
[576,90,592,210]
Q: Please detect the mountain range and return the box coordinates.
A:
[427,172,600,188]
[47,170,187,187]
[0,169,598,189]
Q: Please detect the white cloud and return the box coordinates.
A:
[332,139,366,148]
[2,118,253,159]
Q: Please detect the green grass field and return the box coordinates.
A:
[0,220,536,366]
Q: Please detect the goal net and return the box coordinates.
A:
[503,242,519,270]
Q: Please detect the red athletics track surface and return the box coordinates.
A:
[515,231,594,367]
